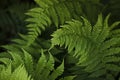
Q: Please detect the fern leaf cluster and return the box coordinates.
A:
[0,49,65,80]
[0,0,120,80]
[51,14,120,79]
[0,63,32,80]
[24,0,102,46]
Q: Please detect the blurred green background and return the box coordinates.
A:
[0,0,35,45]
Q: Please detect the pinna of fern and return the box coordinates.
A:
[51,14,120,80]
[1,36,63,61]
[0,48,75,80]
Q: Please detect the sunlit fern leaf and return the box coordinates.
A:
[34,50,47,80]
[33,50,64,80]
[24,0,102,46]
[51,18,92,57]
[25,7,52,46]
[22,49,34,75]
[0,65,4,71]
[39,53,55,80]
[91,14,103,41]
[0,58,11,66]
[95,14,110,43]
[0,64,32,80]
[51,19,83,48]
[10,65,32,80]
[51,14,120,78]
[0,59,32,80]
[0,49,65,80]
[9,51,24,69]
[0,65,11,80]
[48,6,59,27]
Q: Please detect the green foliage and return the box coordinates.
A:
[0,64,32,80]
[0,49,65,80]
[0,0,120,80]
[0,0,35,45]
[24,0,102,46]
[51,14,120,79]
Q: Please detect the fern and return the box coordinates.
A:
[0,64,32,80]
[22,49,34,75]
[0,65,12,80]
[24,0,102,46]
[0,2,35,45]
[51,14,120,79]
[0,49,65,80]
[0,0,120,80]
[10,65,32,80]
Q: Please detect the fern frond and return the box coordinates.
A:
[103,47,120,56]
[34,50,47,80]
[22,49,34,75]
[109,29,120,38]
[34,50,64,80]
[109,21,120,30]
[25,8,51,45]
[51,14,120,78]
[51,18,93,62]
[38,53,54,80]
[0,65,11,80]
[0,64,32,80]
[9,51,24,69]
[0,49,65,80]
[10,65,32,80]
[0,58,11,66]
[49,60,64,80]
[25,0,102,46]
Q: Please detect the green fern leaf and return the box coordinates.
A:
[34,50,47,80]
[0,58,11,66]
[0,65,11,80]
[9,51,24,69]
[38,52,55,80]
[10,65,32,80]
[49,60,64,80]
[22,49,34,75]
[110,21,120,30]
[51,14,120,78]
